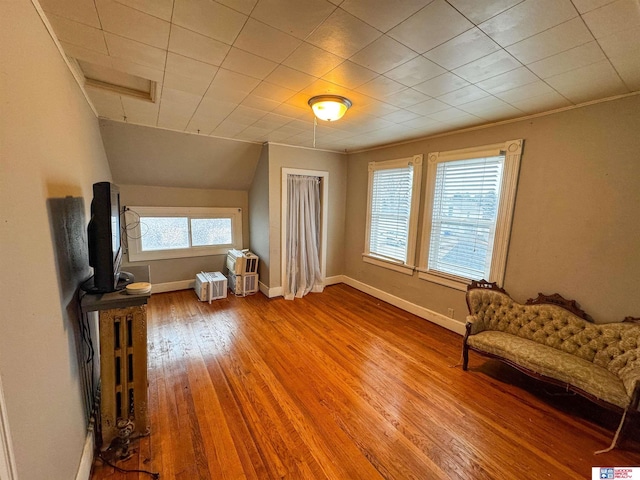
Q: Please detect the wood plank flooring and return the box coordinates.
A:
[90,285,640,479]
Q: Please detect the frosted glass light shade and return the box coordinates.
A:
[308,95,352,121]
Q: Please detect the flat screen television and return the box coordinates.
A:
[87,182,123,293]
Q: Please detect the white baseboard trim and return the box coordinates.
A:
[259,275,344,299]
[341,276,466,336]
[325,275,345,286]
[152,279,194,294]
[75,421,95,480]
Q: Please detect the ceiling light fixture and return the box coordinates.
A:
[308,95,352,122]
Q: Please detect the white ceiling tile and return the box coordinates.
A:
[216,0,258,15]
[61,41,112,67]
[46,13,107,54]
[212,121,249,138]
[608,54,640,90]
[163,53,218,95]
[241,95,281,112]
[388,0,474,54]
[306,8,381,59]
[457,96,523,120]
[323,61,378,89]
[413,72,470,97]
[250,0,335,40]
[39,0,101,28]
[453,50,522,83]
[598,26,640,89]
[349,36,418,74]
[544,59,629,103]
[437,85,490,106]
[222,48,278,80]
[272,103,312,119]
[265,66,318,91]
[173,0,247,44]
[283,43,344,77]
[381,88,430,108]
[381,109,422,123]
[205,68,260,99]
[480,0,578,47]
[428,107,475,122]
[121,96,160,125]
[406,98,450,115]
[355,99,400,117]
[252,82,297,102]
[582,0,640,38]
[114,0,174,21]
[105,33,166,69]
[228,105,269,123]
[571,0,617,14]
[168,26,230,67]
[527,41,606,78]
[356,76,406,97]
[109,57,165,82]
[339,0,432,32]
[506,91,572,113]
[446,0,524,24]
[96,0,170,49]
[597,25,640,58]
[476,67,540,94]
[400,115,442,129]
[233,19,301,63]
[423,28,501,70]
[506,17,595,65]
[384,56,446,87]
[495,80,556,103]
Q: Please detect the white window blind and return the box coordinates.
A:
[428,155,504,280]
[369,166,413,263]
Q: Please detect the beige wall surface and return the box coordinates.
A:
[248,145,271,285]
[267,144,347,289]
[119,184,249,284]
[345,95,640,325]
[0,2,112,479]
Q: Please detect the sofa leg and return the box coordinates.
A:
[462,344,469,371]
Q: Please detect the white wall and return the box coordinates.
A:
[0,1,111,478]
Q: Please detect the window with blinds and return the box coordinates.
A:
[419,140,523,290]
[364,155,423,274]
[428,156,504,280]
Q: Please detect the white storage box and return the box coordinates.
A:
[195,272,227,303]
[226,249,259,275]
[227,272,259,296]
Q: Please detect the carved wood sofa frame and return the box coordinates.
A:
[462,280,640,453]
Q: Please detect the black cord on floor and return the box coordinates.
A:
[97,453,160,479]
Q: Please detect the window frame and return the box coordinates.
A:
[124,206,243,261]
[363,154,423,275]
[418,140,523,290]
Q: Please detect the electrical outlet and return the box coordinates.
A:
[447,308,455,318]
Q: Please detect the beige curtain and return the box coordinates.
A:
[284,175,323,300]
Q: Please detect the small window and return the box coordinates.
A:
[418,140,523,290]
[363,155,423,274]
[125,206,242,261]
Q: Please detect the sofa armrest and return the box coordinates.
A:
[466,315,487,336]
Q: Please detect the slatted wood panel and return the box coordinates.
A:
[90,285,640,479]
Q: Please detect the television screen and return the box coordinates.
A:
[87,182,123,293]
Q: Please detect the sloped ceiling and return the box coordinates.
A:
[41,0,640,152]
[100,119,263,190]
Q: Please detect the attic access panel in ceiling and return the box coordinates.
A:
[73,59,157,103]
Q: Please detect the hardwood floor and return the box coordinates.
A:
[90,285,640,479]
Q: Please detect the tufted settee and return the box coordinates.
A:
[462,280,640,452]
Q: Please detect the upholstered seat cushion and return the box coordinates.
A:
[467,331,630,408]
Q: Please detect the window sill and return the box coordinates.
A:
[417,270,469,291]
[362,254,415,275]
